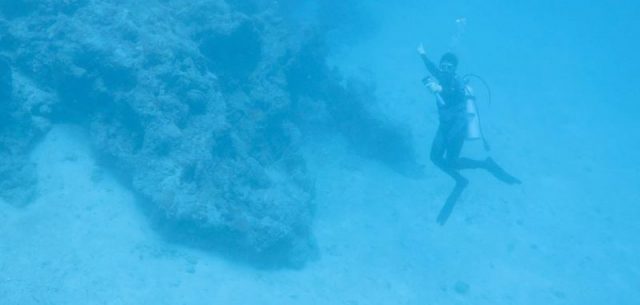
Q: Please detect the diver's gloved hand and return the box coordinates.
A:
[417,43,426,55]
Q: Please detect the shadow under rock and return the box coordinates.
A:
[286,36,423,178]
[147,210,319,271]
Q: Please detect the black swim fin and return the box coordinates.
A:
[485,158,521,185]
[436,178,468,225]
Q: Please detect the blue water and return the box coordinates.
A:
[1,1,638,304]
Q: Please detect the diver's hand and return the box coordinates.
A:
[417,43,426,55]
[427,81,442,93]
[423,77,442,93]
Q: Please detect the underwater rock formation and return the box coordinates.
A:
[0,53,49,206]
[0,0,415,265]
[1,0,315,264]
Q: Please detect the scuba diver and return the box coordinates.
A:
[416,43,521,225]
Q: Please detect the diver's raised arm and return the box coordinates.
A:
[417,43,441,80]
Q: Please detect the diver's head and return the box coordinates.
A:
[439,52,458,74]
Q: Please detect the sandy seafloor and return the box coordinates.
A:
[2,2,640,304]
[1,119,638,305]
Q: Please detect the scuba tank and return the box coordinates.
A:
[462,75,492,151]
[464,86,482,140]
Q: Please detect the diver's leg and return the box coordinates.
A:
[445,123,487,170]
[448,141,521,184]
[441,130,468,185]
[447,137,521,184]
[431,127,467,184]
[434,132,469,225]
[430,126,447,165]
[455,157,487,169]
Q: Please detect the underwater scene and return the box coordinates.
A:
[1,0,638,304]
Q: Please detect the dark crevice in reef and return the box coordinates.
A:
[199,22,263,92]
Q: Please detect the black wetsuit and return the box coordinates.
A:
[421,54,485,183]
